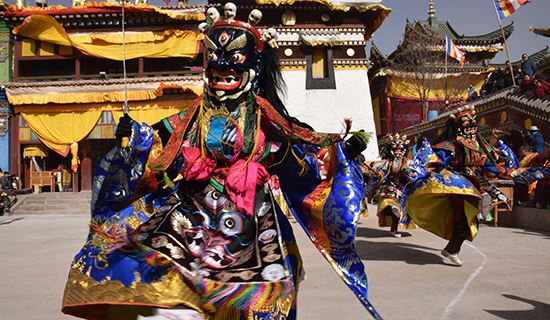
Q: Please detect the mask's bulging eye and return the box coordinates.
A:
[219,32,230,46]
[207,51,218,61]
[230,52,244,63]
[219,212,244,235]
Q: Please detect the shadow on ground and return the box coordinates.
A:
[512,229,550,240]
[0,217,24,226]
[485,294,550,320]
[356,227,444,266]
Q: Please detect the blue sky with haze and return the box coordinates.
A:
[370,0,549,63]
[10,0,549,63]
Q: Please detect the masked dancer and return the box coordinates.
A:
[62,4,380,320]
[367,133,418,237]
[404,106,507,266]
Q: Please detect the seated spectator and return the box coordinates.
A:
[525,126,545,159]
[467,84,479,101]
[502,66,514,88]
[480,79,492,96]
[0,171,13,191]
[520,75,536,92]
[534,79,550,97]
[490,68,505,91]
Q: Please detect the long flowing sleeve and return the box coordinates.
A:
[269,141,381,319]
[91,121,157,218]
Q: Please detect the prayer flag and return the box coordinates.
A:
[445,36,465,67]
[493,0,530,19]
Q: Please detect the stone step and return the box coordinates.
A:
[13,210,90,216]
[10,192,93,216]
[20,200,91,205]
[24,194,92,200]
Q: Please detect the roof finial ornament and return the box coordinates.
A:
[428,0,436,19]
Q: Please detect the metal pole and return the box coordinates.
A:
[491,1,516,86]
[445,38,448,104]
[120,1,130,149]
[121,0,129,114]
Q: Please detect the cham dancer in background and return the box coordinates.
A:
[62,3,381,320]
[403,106,509,266]
[366,133,417,237]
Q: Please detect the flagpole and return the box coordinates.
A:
[491,1,516,86]
[445,39,448,105]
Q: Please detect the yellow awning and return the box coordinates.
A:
[13,14,204,61]
[23,145,48,158]
[6,80,203,105]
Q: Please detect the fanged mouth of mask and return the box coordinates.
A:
[461,125,478,137]
[184,230,237,269]
[204,69,255,101]
[392,149,405,158]
[208,70,243,91]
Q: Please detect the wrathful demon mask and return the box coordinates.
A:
[199,3,278,102]
[450,105,478,139]
[384,133,410,160]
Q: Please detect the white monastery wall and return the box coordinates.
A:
[281,69,380,159]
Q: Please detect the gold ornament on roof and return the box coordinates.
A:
[281,10,296,26]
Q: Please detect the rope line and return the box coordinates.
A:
[121,0,129,114]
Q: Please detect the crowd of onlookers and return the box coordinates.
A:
[468,53,550,100]
[0,169,19,215]
[0,169,18,191]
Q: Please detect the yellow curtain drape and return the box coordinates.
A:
[13,98,197,114]
[13,14,203,61]
[6,83,203,105]
[388,73,488,99]
[21,110,102,156]
[112,107,185,127]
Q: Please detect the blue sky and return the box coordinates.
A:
[370,0,549,63]
[10,0,549,63]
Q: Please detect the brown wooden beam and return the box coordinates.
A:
[9,114,20,177]
[138,57,144,77]
[75,58,81,80]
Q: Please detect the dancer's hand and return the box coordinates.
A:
[344,130,368,160]
[115,114,133,147]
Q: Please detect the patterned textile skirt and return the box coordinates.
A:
[403,169,481,241]
[62,184,302,320]
[376,195,416,230]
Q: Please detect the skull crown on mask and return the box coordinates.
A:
[450,105,478,139]
[386,133,410,159]
[198,3,278,103]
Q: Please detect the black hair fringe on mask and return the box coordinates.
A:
[432,118,458,145]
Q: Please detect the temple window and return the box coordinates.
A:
[80,58,139,79]
[312,46,327,78]
[143,55,203,76]
[19,59,75,79]
[306,46,336,90]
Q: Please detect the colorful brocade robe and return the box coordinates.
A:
[62,94,381,320]
[402,138,482,241]
[367,158,418,229]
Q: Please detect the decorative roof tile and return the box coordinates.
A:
[414,18,513,44]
